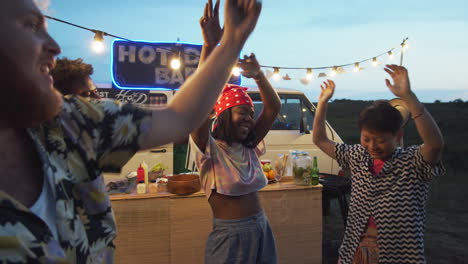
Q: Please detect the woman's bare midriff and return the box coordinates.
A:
[208,191,262,219]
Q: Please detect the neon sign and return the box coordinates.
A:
[111,39,242,90]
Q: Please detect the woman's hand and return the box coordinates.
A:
[239,53,261,79]
[200,0,223,47]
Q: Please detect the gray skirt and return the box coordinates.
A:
[205,210,278,264]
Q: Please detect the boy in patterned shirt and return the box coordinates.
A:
[313,65,445,264]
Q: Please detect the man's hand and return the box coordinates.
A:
[200,0,223,47]
[239,53,261,79]
[222,0,262,48]
[384,64,412,99]
[318,80,335,103]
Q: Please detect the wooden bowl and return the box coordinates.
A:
[167,174,201,195]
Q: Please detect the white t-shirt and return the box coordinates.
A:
[29,175,59,240]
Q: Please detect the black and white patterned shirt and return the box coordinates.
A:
[335,143,445,264]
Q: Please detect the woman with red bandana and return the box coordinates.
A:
[190,2,281,263]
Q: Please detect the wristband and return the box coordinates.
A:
[412,107,425,120]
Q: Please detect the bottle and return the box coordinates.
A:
[137,181,146,194]
[141,161,149,192]
[148,179,158,193]
[310,156,319,186]
[137,165,146,192]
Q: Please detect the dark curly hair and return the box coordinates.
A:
[51,57,93,95]
[358,100,403,135]
[211,108,257,148]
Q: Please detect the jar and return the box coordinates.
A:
[292,151,312,185]
[148,180,158,193]
[157,178,168,193]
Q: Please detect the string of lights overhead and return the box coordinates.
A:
[45,15,409,85]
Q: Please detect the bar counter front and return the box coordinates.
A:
[109,178,322,263]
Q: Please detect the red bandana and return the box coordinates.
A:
[214,84,253,118]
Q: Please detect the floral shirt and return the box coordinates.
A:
[0,96,152,263]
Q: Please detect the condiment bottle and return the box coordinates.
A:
[136,181,146,194]
[148,179,158,193]
[136,165,146,193]
[141,161,149,192]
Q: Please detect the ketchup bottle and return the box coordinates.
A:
[137,165,145,183]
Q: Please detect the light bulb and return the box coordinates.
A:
[372,57,378,67]
[388,51,394,59]
[91,31,105,54]
[272,67,281,81]
[353,63,360,72]
[170,58,181,70]
[402,43,409,50]
[231,66,241,77]
[306,68,313,81]
[330,67,337,77]
[91,40,105,54]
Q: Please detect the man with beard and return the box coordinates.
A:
[0,0,262,263]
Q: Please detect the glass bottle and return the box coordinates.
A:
[310,156,319,185]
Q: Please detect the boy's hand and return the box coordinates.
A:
[239,53,261,79]
[200,0,223,47]
[222,0,262,48]
[318,80,335,103]
[384,64,412,98]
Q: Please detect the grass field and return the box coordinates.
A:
[321,100,468,264]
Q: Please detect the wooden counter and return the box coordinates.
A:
[110,180,322,263]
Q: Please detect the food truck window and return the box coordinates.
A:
[249,93,315,131]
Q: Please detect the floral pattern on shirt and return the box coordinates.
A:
[0,96,152,263]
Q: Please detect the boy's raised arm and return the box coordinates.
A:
[312,80,337,159]
[384,64,444,165]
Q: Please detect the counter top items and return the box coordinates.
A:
[261,160,276,182]
[136,181,146,194]
[106,172,137,194]
[157,177,168,193]
[292,151,313,186]
[274,154,289,183]
[167,174,201,195]
[149,180,158,193]
[149,162,166,181]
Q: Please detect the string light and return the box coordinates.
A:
[91,31,105,54]
[170,53,182,70]
[272,67,281,81]
[44,16,409,83]
[231,66,241,77]
[353,63,360,72]
[306,68,314,81]
[401,41,409,51]
[330,66,338,77]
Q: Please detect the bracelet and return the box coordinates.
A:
[412,107,425,120]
